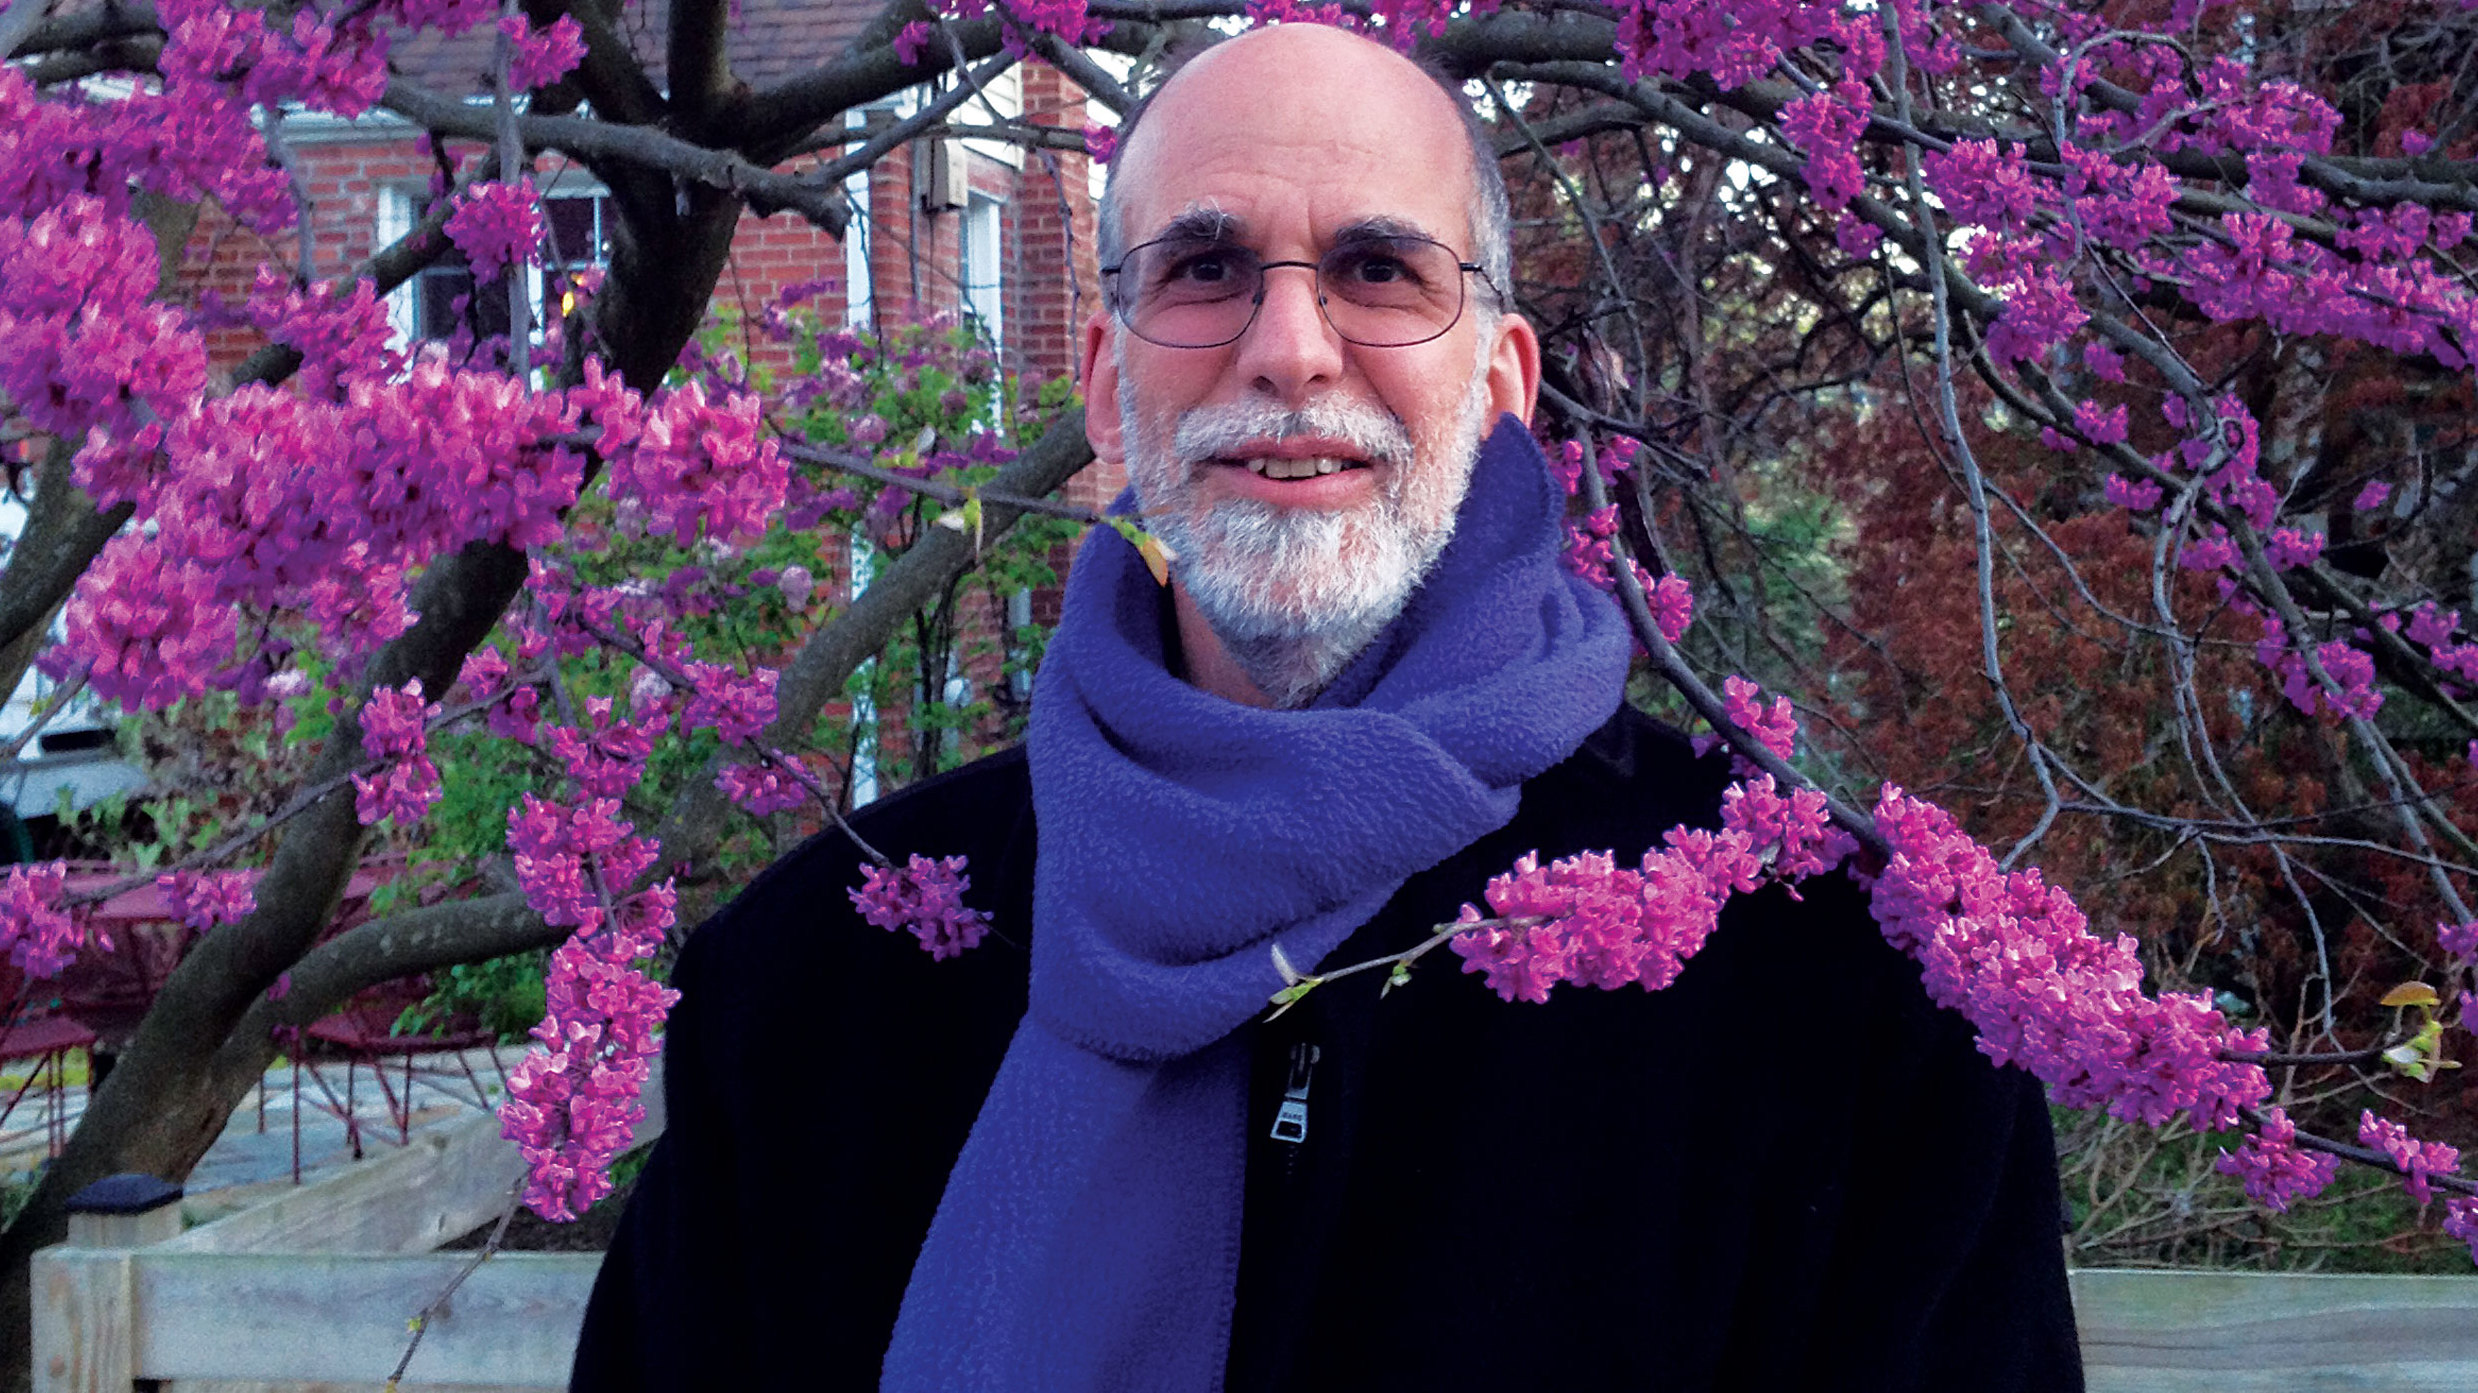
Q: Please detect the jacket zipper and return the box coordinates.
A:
[1271,1041,1319,1152]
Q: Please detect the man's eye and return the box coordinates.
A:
[1160,250,1241,286]
[1344,255,1406,284]
[1331,246,1424,290]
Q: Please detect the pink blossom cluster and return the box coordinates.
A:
[1452,817,1777,1003]
[1244,0,1354,28]
[0,63,291,238]
[1693,675,1796,767]
[353,680,444,827]
[497,896,678,1221]
[1450,763,1862,1006]
[2263,527,2325,571]
[2357,1111,2463,1205]
[1563,505,1656,599]
[0,194,209,467]
[1546,436,1637,499]
[2250,617,2381,722]
[1647,573,1695,645]
[489,590,716,1221]
[849,854,992,960]
[1867,785,2273,1129]
[238,268,405,401]
[59,546,238,712]
[1453,752,1866,1007]
[156,869,258,932]
[680,664,779,744]
[1777,80,1870,211]
[892,20,936,64]
[1722,774,1861,880]
[59,359,587,708]
[2102,475,2163,512]
[444,182,548,281]
[2438,920,2478,968]
[157,0,387,119]
[502,14,587,90]
[1612,0,1878,89]
[716,758,813,817]
[916,0,1107,54]
[2447,1199,2478,1267]
[2213,1106,2338,1211]
[507,794,660,933]
[546,698,670,800]
[2406,603,2478,689]
[0,863,86,980]
[577,368,791,550]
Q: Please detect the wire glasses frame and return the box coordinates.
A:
[1101,232,1497,350]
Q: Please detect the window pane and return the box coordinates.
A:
[546,196,603,270]
[417,268,511,342]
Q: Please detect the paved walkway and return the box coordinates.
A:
[0,1045,514,1216]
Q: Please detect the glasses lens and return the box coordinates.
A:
[1117,238,1262,348]
[1318,237,1464,347]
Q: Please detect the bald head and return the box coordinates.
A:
[1096,25,1511,302]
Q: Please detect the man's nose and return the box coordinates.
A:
[1232,263,1344,404]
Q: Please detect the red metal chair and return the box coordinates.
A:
[0,1014,96,1159]
[288,984,508,1182]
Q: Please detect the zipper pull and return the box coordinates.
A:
[1270,1042,1319,1144]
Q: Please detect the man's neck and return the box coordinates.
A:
[1169,581,1388,710]
[1170,583,1277,708]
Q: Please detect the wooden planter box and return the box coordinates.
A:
[28,1070,2478,1389]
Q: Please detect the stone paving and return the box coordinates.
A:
[0,1046,514,1216]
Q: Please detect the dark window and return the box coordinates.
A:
[411,191,612,344]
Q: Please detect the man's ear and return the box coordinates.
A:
[1080,310,1125,467]
[1486,312,1543,427]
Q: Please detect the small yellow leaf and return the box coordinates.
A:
[1137,536,1173,586]
[2380,982,2441,1009]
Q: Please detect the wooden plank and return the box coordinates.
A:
[2072,1268,2478,1392]
[165,1057,664,1257]
[29,1248,137,1393]
[167,1381,546,1392]
[131,1251,598,1387]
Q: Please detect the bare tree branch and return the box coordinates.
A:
[384,78,855,236]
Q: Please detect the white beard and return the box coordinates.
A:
[1119,339,1498,707]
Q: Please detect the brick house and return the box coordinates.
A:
[190,0,1109,431]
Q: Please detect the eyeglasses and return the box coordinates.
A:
[1101,232,1494,349]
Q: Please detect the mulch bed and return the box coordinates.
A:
[441,1175,634,1253]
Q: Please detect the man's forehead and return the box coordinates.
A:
[1113,28,1476,231]
[1135,204,1448,246]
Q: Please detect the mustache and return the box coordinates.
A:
[1168,398,1416,470]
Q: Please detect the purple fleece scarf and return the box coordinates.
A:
[880,416,1629,1392]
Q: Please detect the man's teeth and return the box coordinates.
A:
[1242,457,1359,481]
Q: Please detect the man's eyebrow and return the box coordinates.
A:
[1144,208,1242,243]
[1332,215,1439,243]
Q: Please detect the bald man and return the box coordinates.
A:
[573,26,2082,1393]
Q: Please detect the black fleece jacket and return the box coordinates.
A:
[572,705,2084,1391]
